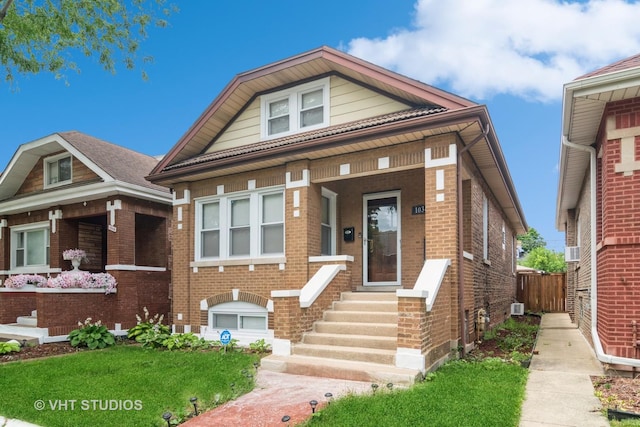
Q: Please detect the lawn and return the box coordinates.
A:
[0,344,259,427]
[303,358,529,427]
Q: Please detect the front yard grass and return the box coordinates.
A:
[304,358,529,427]
[0,344,259,427]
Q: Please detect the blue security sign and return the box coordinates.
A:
[220,329,232,345]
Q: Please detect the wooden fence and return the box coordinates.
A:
[516,272,566,313]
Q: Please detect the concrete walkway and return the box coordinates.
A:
[520,313,609,427]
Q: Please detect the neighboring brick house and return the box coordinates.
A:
[558,54,640,370]
[0,131,172,342]
[147,46,527,383]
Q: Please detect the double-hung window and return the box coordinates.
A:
[12,223,50,268]
[196,188,285,260]
[44,154,72,187]
[261,78,330,139]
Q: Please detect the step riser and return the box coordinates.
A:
[333,301,397,312]
[16,316,37,327]
[340,292,398,302]
[324,311,397,323]
[314,322,397,336]
[260,355,421,386]
[293,345,395,365]
[303,334,397,350]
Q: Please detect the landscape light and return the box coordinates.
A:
[190,397,198,416]
[324,392,333,405]
[162,412,171,427]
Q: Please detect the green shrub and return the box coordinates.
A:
[0,341,21,354]
[161,332,211,351]
[249,338,271,354]
[127,307,171,348]
[68,318,115,349]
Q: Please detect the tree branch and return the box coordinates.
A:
[0,0,14,23]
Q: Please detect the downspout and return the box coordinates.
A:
[457,123,490,357]
[561,136,640,367]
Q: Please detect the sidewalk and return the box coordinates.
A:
[520,313,608,427]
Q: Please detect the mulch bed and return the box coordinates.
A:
[0,341,87,363]
[470,314,541,359]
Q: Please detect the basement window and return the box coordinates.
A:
[208,301,267,332]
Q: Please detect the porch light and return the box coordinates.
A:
[309,399,318,413]
[162,412,171,426]
[324,392,333,405]
[190,397,198,416]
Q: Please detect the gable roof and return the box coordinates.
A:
[557,53,640,228]
[0,132,170,214]
[147,46,526,234]
[149,45,475,176]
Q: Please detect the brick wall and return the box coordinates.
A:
[0,292,36,323]
[593,101,640,358]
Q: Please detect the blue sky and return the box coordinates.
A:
[4,0,640,251]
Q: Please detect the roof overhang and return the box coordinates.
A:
[0,133,113,201]
[556,66,640,229]
[151,105,527,235]
[148,46,475,176]
[0,181,172,216]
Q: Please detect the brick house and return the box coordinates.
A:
[147,46,527,383]
[0,131,172,342]
[557,53,640,370]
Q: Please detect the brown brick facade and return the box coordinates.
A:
[0,195,172,336]
[171,134,518,370]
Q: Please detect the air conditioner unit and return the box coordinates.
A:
[511,303,524,316]
[565,246,580,262]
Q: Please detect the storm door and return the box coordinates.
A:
[363,191,401,286]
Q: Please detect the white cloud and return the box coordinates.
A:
[346,0,640,102]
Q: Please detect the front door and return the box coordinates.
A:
[363,191,401,286]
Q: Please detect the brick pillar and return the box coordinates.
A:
[284,161,312,289]
[397,296,429,350]
[424,136,459,342]
[106,203,135,266]
[172,187,191,329]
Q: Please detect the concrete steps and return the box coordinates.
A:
[261,354,423,386]
[262,291,422,386]
[16,316,37,327]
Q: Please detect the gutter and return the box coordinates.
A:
[457,123,490,357]
[561,136,640,367]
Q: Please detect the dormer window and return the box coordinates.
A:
[261,77,330,139]
[45,154,72,187]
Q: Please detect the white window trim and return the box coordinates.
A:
[195,186,285,262]
[11,221,50,271]
[260,77,330,140]
[208,301,268,333]
[44,153,72,189]
[321,187,337,256]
